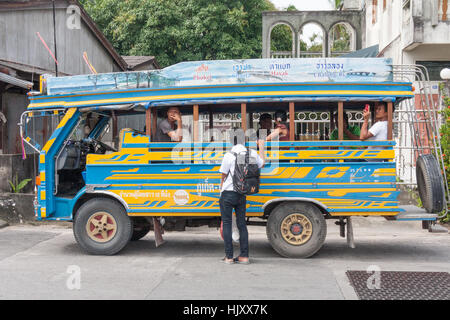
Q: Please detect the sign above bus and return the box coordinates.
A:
[45,58,394,95]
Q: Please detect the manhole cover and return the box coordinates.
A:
[346,271,450,300]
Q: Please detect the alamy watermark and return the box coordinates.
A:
[169,127,279,166]
[65,5,81,30]
[66,265,81,290]
[366,265,381,290]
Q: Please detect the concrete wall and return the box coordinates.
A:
[365,0,403,53]
[366,0,450,63]
[1,92,28,154]
[0,6,121,75]
[403,43,450,65]
[0,193,35,223]
[262,10,363,58]
[0,153,37,193]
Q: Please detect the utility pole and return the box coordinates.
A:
[52,0,58,76]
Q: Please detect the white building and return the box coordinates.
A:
[357,0,449,186]
[362,0,450,80]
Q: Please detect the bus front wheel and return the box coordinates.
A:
[73,198,133,255]
[266,202,327,258]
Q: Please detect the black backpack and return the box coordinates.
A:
[227,148,261,195]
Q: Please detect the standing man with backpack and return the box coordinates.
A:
[219,130,265,264]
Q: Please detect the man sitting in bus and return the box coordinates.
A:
[329,111,360,140]
[359,102,388,145]
[154,106,183,142]
[257,113,272,140]
[264,110,290,142]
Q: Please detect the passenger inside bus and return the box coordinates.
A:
[257,113,273,140]
[154,106,183,142]
[360,102,388,145]
[329,111,360,140]
[264,110,290,142]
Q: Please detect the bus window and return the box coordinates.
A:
[153,106,184,143]
[329,110,361,140]
[199,104,245,143]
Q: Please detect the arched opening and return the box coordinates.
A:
[298,22,326,58]
[329,22,356,57]
[269,23,295,58]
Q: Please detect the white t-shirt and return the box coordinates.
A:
[219,144,264,192]
[368,121,388,149]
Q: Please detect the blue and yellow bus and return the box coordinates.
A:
[20,58,446,257]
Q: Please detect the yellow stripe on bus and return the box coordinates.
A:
[28,90,414,108]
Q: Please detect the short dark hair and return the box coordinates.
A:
[166,106,180,115]
[375,102,387,111]
[259,113,272,122]
[333,111,349,124]
[274,110,287,122]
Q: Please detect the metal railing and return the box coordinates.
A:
[198,83,449,215]
[270,50,353,59]
[270,51,293,59]
[393,64,449,212]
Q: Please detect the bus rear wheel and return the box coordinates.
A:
[266,202,327,258]
[73,198,133,255]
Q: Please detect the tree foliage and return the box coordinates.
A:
[329,0,343,10]
[270,24,293,52]
[330,24,351,53]
[80,0,278,67]
[328,0,351,54]
[439,83,450,221]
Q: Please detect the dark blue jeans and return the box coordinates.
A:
[219,191,249,259]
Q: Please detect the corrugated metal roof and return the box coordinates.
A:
[122,56,157,69]
[0,72,33,89]
[341,45,379,58]
[0,59,70,76]
[122,56,160,70]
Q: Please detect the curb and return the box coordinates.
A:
[0,219,9,229]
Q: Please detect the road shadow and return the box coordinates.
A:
[62,233,449,264]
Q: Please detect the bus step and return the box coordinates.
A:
[395,212,438,221]
[246,221,267,226]
[395,206,438,221]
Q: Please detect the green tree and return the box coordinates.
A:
[439,83,450,221]
[330,24,351,54]
[270,24,293,52]
[328,0,351,55]
[81,0,280,67]
[307,32,323,53]
[329,0,343,9]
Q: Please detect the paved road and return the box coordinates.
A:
[0,218,448,300]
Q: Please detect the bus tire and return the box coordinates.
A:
[131,217,151,241]
[416,154,446,213]
[73,198,133,255]
[266,202,327,258]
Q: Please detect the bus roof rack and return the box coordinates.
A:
[42,58,396,96]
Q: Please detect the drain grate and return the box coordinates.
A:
[346,271,450,300]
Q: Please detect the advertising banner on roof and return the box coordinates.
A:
[45,58,393,95]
